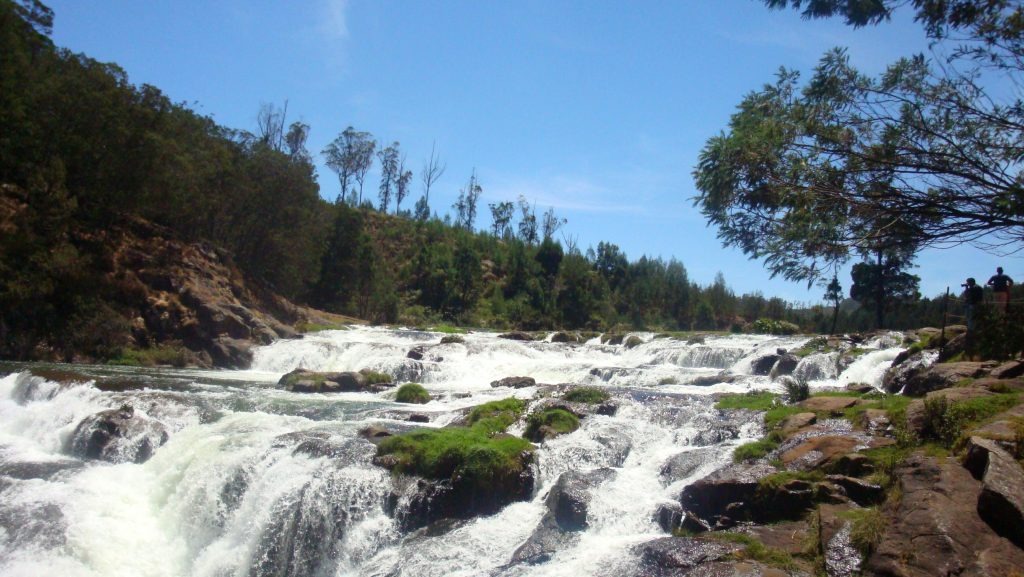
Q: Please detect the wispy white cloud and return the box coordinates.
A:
[319,0,350,40]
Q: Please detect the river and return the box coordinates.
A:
[0,327,903,577]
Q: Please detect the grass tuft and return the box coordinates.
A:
[524,408,580,441]
[563,387,611,404]
[395,383,431,404]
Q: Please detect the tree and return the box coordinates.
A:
[377,142,400,212]
[489,201,514,238]
[849,249,920,329]
[453,170,482,230]
[516,196,538,245]
[823,274,843,335]
[284,121,311,163]
[541,207,567,242]
[420,142,445,209]
[395,155,412,215]
[694,2,1024,285]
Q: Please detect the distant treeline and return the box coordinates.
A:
[0,1,995,361]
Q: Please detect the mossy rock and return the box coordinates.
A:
[624,335,644,349]
[524,408,580,442]
[466,398,526,433]
[563,386,611,404]
[601,333,625,345]
[440,335,465,345]
[395,383,431,404]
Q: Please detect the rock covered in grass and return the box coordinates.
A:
[278,368,394,393]
[394,383,431,404]
[524,407,580,442]
[490,376,536,389]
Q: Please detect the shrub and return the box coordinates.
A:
[563,387,611,404]
[782,377,810,403]
[395,383,431,404]
[921,393,1019,447]
[524,408,580,441]
[751,318,800,335]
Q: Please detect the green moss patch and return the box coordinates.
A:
[716,391,779,411]
[702,532,800,572]
[376,428,533,488]
[361,370,393,385]
[467,398,526,434]
[107,344,192,367]
[395,383,431,404]
[733,431,783,462]
[563,387,611,404]
[524,408,580,441]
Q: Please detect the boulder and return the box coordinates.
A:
[490,376,537,389]
[902,362,992,397]
[632,537,739,576]
[387,451,536,532]
[406,346,425,360]
[511,468,615,564]
[769,354,800,378]
[499,331,534,341]
[865,453,1024,577]
[963,437,1024,548]
[659,447,720,484]
[881,350,934,393]
[780,435,863,471]
[826,475,884,506]
[799,396,858,414]
[751,354,780,376]
[550,331,581,343]
[278,369,392,393]
[990,359,1024,380]
[679,462,777,526]
[780,412,817,436]
[68,404,169,464]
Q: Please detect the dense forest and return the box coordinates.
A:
[0,0,1013,362]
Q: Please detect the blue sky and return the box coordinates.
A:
[44,0,1020,303]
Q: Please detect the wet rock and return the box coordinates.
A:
[968,438,1024,548]
[511,468,615,564]
[690,372,737,386]
[769,354,800,378]
[68,404,169,464]
[881,350,935,393]
[498,331,534,341]
[865,453,1024,576]
[279,369,393,393]
[660,447,720,484]
[751,354,780,376]
[358,425,392,443]
[0,459,82,480]
[550,331,581,343]
[208,336,253,369]
[388,452,535,532]
[439,335,463,346]
[632,537,738,576]
[624,335,644,349]
[406,346,425,360]
[407,414,430,423]
[490,376,536,389]
[679,462,777,526]
[602,333,625,345]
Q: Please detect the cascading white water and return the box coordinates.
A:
[0,328,906,577]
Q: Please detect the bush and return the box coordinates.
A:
[524,408,580,442]
[921,393,1019,447]
[751,318,800,335]
[395,383,431,404]
[782,377,810,402]
[563,387,611,404]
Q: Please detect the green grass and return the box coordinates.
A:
[757,470,823,492]
[716,391,779,411]
[395,383,431,404]
[563,387,611,404]
[431,324,466,334]
[376,427,533,488]
[466,398,526,434]
[733,431,783,462]
[922,392,1020,447]
[702,532,800,572]
[840,393,911,424]
[524,408,580,441]
[764,405,807,430]
[792,336,830,357]
[361,370,393,385]
[839,508,886,555]
[107,344,191,367]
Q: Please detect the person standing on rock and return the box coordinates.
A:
[986,267,1014,312]
[962,278,984,331]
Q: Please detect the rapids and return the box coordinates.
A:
[0,328,905,577]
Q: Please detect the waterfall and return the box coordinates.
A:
[0,328,905,576]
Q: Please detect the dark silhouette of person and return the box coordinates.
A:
[962,277,984,330]
[987,267,1014,311]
